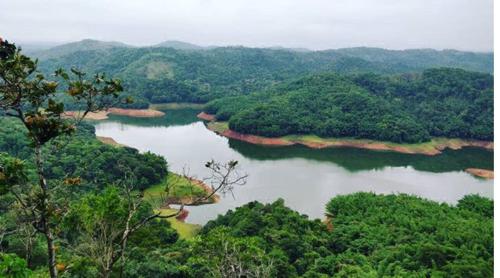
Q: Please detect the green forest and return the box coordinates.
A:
[32,40,493,144]
[205,68,493,143]
[0,118,168,190]
[0,39,494,277]
[34,40,493,107]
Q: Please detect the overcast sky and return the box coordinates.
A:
[0,0,493,51]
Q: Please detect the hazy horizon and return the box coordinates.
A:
[12,38,494,53]
[1,0,493,52]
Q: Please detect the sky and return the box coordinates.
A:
[0,0,493,51]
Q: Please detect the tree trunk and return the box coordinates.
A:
[102,267,111,278]
[45,229,57,278]
[25,233,33,269]
[35,145,58,278]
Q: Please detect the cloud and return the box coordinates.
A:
[0,0,493,51]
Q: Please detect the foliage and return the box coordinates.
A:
[144,173,207,202]
[0,117,168,190]
[36,43,492,106]
[207,69,492,143]
[201,199,329,277]
[0,38,122,278]
[186,227,276,277]
[1,39,493,277]
[60,186,178,277]
[0,253,32,278]
[324,193,493,277]
[188,193,493,277]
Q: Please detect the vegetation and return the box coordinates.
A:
[206,69,493,143]
[5,191,487,277]
[67,193,489,277]
[0,39,247,277]
[0,39,493,277]
[0,37,124,277]
[144,173,210,204]
[35,40,493,106]
[156,208,201,239]
[0,117,167,190]
[149,102,205,110]
[208,120,492,155]
[191,193,493,277]
[0,253,32,277]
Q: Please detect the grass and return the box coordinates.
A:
[287,134,437,147]
[144,173,206,201]
[384,137,479,152]
[144,173,209,239]
[149,102,205,110]
[207,121,229,134]
[156,208,201,239]
[285,134,474,153]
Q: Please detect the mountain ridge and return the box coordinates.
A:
[31,39,494,60]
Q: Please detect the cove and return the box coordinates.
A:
[94,108,493,224]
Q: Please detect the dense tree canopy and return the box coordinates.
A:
[206,68,493,143]
[0,117,168,190]
[0,40,493,277]
[35,41,493,107]
[187,193,493,277]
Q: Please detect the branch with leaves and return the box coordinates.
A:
[59,160,246,277]
[0,38,123,278]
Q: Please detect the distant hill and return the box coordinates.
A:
[153,40,207,50]
[268,46,311,52]
[34,39,493,106]
[332,47,493,74]
[30,39,133,59]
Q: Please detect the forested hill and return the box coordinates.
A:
[33,40,493,106]
[333,47,493,72]
[30,39,134,60]
[206,68,493,143]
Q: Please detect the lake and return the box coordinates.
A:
[94,108,494,224]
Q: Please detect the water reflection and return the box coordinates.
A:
[94,108,493,224]
[228,140,493,173]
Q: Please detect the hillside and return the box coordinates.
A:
[0,37,494,278]
[34,40,493,106]
[191,193,493,277]
[205,68,493,143]
[153,40,207,50]
[30,39,133,60]
[333,47,493,73]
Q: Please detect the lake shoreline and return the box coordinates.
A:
[96,136,125,147]
[64,107,165,120]
[199,113,493,156]
[144,173,220,206]
[93,108,493,225]
[465,168,494,179]
[165,176,220,206]
[150,102,205,110]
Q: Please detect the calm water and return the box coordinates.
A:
[94,108,494,224]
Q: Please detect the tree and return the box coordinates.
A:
[0,253,32,278]
[188,227,275,277]
[61,160,247,278]
[0,38,123,277]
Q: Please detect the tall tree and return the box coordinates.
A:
[0,38,123,277]
[62,160,247,277]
